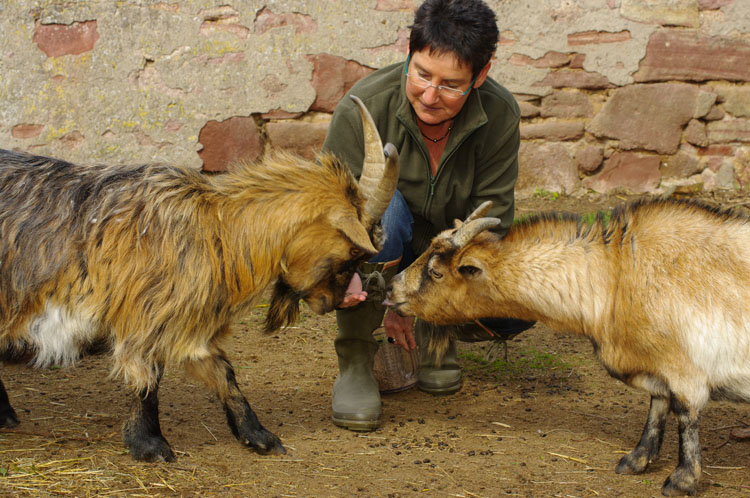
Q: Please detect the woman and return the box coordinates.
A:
[324,0,534,432]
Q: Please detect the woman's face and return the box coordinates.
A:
[405,48,488,125]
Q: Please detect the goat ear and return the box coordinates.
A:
[457,256,486,280]
[329,210,377,254]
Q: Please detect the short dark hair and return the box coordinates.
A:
[409,0,499,77]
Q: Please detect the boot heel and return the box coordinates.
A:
[415,320,462,395]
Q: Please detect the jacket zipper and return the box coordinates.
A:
[423,130,472,216]
[406,117,476,252]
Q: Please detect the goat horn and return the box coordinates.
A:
[452,217,502,247]
[350,95,400,227]
[464,201,493,223]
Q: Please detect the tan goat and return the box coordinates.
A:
[386,199,750,497]
[0,96,398,462]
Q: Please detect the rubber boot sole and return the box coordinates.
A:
[332,414,381,431]
[417,379,462,396]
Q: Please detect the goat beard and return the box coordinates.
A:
[264,279,302,333]
[419,322,459,367]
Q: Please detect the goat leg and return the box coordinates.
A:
[186,348,285,455]
[616,395,669,474]
[223,388,286,455]
[661,398,701,497]
[0,377,19,428]
[122,365,175,462]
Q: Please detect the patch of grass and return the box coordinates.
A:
[459,346,576,376]
[512,213,535,224]
[580,209,611,227]
[532,188,560,200]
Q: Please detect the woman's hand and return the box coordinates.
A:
[338,272,367,308]
[338,272,416,352]
[383,309,416,352]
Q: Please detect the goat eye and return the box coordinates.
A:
[428,267,443,279]
[350,247,361,258]
[459,265,481,277]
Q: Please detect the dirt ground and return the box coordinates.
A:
[2,190,749,498]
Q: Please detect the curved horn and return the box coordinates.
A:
[464,201,493,223]
[452,217,502,248]
[350,95,400,226]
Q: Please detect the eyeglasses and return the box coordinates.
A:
[404,53,477,99]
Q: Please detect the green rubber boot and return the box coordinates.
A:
[332,260,399,431]
[416,319,536,395]
[416,320,462,395]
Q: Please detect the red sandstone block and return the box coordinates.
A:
[697,144,735,156]
[33,20,99,57]
[198,117,263,172]
[11,124,44,139]
[568,30,631,46]
[254,7,317,35]
[635,28,750,82]
[266,121,329,161]
[307,54,374,113]
[583,152,661,194]
[510,51,570,68]
[534,69,613,90]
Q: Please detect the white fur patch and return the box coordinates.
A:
[678,307,750,403]
[630,374,670,398]
[27,303,98,368]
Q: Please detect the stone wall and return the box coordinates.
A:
[2,0,749,198]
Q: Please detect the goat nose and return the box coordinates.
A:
[383,284,395,304]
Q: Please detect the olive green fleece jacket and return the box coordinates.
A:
[322,61,521,255]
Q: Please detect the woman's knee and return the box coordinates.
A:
[373,190,413,263]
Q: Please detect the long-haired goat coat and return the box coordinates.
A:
[386,199,750,497]
[0,97,399,462]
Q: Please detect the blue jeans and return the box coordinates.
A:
[370,190,415,271]
[372,191,534,339]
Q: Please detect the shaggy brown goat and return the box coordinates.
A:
[0,96,399,462]
[386,199,750,496]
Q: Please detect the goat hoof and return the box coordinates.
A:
[662,473,698,496]
[0,408,20,428]
[615,451,648,475]
[245,429,286,455]
[127,436,176,462]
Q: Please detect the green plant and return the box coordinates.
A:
[532,188,560,200]
[459,346,577,376]
[580,210,611,227]
[512,213,535,225]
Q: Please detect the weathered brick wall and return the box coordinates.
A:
[2,0,749,198]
